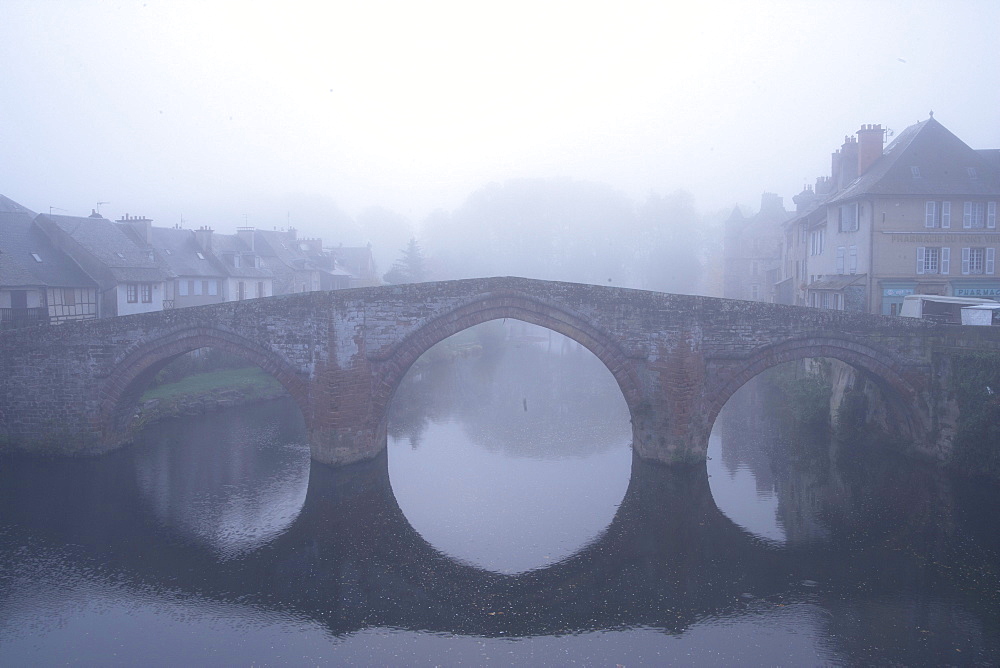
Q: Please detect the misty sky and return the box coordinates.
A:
[2,0,998,241]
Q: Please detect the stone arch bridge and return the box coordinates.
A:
[3,276,998,467]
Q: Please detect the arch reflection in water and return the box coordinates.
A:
[4,404,1000,664]
[386,321,633,573]
[132,399,310,559]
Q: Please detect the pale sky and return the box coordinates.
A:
[2,0,998,239]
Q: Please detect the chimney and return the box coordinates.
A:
[118,214,153,245]
[194,225,213,252]
[236,226,255,251]
[760,192,784,214]
[815,176,833,196]
[837,135,858,189]
[792,185,817,213]
[856,123,883,175]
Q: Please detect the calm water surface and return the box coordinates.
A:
[2,328,1000,665]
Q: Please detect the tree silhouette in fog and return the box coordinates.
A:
[384,237,428,284]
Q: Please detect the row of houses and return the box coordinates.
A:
[724,113,1000,315]
[0,195,377,328]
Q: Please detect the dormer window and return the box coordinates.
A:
[910,166,921,178]
[196,252,206,260]
[31,253,42,262]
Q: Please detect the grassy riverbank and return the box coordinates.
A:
[141,367,283,402]
[135,367,288,428]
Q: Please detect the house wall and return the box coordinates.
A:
[115,282,164,316]
[223,277,271,301]
[0,288,44,308]
[871,197,1000,314]
[173,277,225,307]
[46,287,97,323]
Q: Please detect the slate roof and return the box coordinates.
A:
[0,196,96,289]
[36,213,165,284]
[149,227,225,279]
[210,233,273,279]
[332,245,377,279]
[828,117,1000,204]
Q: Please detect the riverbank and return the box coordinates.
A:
[136,367,287,427]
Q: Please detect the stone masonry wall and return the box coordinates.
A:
[4,276,1000,467]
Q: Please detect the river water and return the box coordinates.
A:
[2,324,1000,665]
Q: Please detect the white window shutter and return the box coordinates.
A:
[849,245,858,273]
[989,201,997,229]
[925,201,935,227]
[916,247,925,274]
[964,202,973,228]
[941,247,950,274]
[962,247,971,275]
[942,201,951,228]
[988,248,996,275]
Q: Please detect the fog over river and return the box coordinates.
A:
[2,323,999,665]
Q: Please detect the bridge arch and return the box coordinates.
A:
[368,291,643,435]
[703,334,928,447]
[98,326,310,447]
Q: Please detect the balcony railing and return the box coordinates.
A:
[0,307,49,329]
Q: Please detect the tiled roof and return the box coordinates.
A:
[828,117,1000,204]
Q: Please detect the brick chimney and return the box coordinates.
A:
[836,136,858,190]
[856,124,883,175]
[194,226,213,253]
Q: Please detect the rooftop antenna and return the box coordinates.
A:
[96,201,109,215]
[48,206,67,215]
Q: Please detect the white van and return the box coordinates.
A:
[899,294,999,324]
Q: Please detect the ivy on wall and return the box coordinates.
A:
[950,352,1000,478]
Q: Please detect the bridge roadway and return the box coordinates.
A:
[3,276,1000,466]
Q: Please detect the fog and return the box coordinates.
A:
[2,0,998,284]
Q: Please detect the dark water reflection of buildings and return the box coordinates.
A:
[3,340,1000,664]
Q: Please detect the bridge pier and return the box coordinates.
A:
[309,424,386,467]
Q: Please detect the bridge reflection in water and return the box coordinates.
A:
[3,397,999,664]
